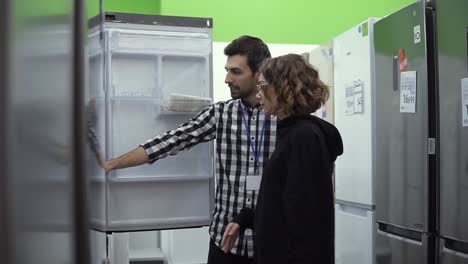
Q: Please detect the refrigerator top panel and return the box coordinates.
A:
[437,0,468,244]
[374,1,430,232]
[104,12,212,29]
[333,18,378,207]
[309,41,334,124]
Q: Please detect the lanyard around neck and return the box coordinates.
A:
[239,102,268,174]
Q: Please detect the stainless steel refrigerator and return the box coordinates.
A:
[0,0,89,263]
[436,0,468,263]
[374,0,468,263]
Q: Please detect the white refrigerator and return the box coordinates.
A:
[333,17,378,264]
[309,41,334,124]
[87,12,214,264]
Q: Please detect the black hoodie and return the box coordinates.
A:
[234,114,343,264]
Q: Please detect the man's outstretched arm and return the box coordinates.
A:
[105,146,149,175]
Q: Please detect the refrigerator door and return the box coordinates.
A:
[93,14,215,232]
[1,0,90,263]
[0,0,9,261]
[334,18,378,207]
[309,41,334,124]
[87,7,108,264]
[437,0,468,260]
[335,204,375,264]
[374,1,430,233]
[87,17,108,233]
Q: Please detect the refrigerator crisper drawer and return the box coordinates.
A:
[335,204,375,264]
[105,177,212,231]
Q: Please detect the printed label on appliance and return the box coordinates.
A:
[400,71,417,113]
[462,78,468,127]
[353,80,364,113]
[345,85,355,115]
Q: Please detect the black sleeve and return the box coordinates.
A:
[283,128,334,263]
[232,207,254,231]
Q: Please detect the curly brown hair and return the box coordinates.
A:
[259,54,329,116]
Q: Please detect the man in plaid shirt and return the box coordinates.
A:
[105,35,276,264]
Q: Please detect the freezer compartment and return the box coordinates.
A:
[335,203,375,264]
[439,237,468,264]
[102,177,212,231]
[376,222,426,264]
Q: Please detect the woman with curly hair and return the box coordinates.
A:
[221,54,343,264]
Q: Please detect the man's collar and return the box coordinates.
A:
[239,98,261,110]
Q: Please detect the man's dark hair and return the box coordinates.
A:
[224,35,271,74]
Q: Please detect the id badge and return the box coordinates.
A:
[245,174,262,191]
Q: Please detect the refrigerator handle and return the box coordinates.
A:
[442,237,468,256]
[377,221,422,242]
[392,54,399,91]
[465,27,467,73]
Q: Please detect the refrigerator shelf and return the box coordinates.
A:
[108,174,211,183]
[110,49,209,58]
[109,96,160,101]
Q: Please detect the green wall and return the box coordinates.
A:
[160,0,416,44]
[105,0,160,15]
[100,0,416,44]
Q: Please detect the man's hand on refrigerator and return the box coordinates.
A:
[104,160,113,176]
[220,222,240,254]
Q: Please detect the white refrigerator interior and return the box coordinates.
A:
[88,14,215,233]
[309,41,334,124]
[333,17,378,264]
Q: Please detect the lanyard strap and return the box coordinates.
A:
[240,103,268,174]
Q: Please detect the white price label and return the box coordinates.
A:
[400,71,417,113]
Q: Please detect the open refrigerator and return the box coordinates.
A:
[87,13,214,263]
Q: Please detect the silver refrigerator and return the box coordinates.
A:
[374,1,436,263]
[436,0,468,263]
[374,0,468,263]
[0,0,90,263]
